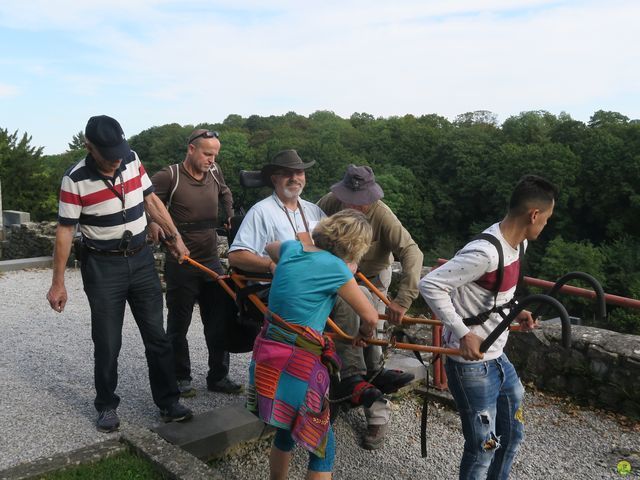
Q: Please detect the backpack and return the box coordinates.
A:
[462,233,525,326]
[165,162,225,210]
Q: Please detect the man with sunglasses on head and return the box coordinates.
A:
[149,129,242,396]
[47,115,193,433]
[227,149,326,273]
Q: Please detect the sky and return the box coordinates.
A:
[0,0,638,155]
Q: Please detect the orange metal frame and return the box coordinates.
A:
[182,255,460,356]
[184,254,639,392]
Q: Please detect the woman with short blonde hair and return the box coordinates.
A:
[312,209,372,264]
[247,210,378,480]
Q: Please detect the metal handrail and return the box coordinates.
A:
[531,271,606,323]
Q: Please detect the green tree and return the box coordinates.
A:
[536,236,607,326]
[502,110,558,144]
[0,129,54,219]
[67,131,86,151]
[588,110,629,128]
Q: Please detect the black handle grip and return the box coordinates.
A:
[480,293,571,353]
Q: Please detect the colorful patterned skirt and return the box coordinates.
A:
[247,317,339,457]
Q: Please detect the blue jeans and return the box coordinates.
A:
[445,354,525,480]
[81,247,179,412]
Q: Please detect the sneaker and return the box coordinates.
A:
[369,368,414,394]
[363,422,388,450]
[177,379,196,398]
[336,375,383,408]
[160,402,193,423]
[207,376,243,394]
[96,409,120,433]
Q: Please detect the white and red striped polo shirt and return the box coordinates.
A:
[58,151,154,251]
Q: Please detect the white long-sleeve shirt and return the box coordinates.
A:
[419,223,526,362]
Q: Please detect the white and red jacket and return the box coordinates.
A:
[419,223,526,363]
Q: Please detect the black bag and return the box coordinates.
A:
[212,279,263,353]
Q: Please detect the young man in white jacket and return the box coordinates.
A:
[419,174,557,480]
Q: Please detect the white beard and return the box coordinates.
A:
[283,185,303,199]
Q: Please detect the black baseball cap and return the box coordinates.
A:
[85,115,131,162]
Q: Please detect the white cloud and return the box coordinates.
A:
[1,0,639,153]
[0,83,19,97]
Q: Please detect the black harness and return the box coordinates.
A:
[462,233,525,327]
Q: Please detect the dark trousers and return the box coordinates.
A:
[81,247,179,412]
[165,259,231,384]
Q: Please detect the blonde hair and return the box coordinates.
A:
[312,209,372,263]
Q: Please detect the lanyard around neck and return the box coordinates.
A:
[102,171,127,223]
[273,193,310,238]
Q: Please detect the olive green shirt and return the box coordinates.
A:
[317,193,424,308]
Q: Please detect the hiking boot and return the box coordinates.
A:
[160,402,193,423]
[370,368,415,394]
[363,422,388,450]
[96,409,120,433]
[177,379,196,398]
[337,375,383,408]
[207,376,243,394]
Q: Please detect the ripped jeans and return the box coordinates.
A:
[445,354,525,480]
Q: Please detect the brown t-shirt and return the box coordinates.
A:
[152,163,233,263]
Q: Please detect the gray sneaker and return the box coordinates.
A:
[363,422,388,450]
[207,376,243,394]
[177,379,196,398]
[96,409,120,433]
[160,402,193,423]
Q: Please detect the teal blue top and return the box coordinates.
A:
[268,240,354,332]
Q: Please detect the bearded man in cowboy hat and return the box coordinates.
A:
[317,164,424,450]
[228,149,325,273]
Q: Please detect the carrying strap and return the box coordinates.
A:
[167,164,180,210]
[167,163,223,211]
[462,233,525,327]
[392,329,435,458]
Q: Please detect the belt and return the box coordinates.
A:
[177,220,217,232]
[85,243,146,257]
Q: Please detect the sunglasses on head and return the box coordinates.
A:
[187,131,219,144]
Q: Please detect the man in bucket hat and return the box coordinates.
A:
[228,149,325,272]
[317,164,424,450]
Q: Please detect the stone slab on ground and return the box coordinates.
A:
[152,404,271,462]
[0,256,53,272]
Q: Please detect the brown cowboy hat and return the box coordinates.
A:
[331,164,384,206]
[261,149,316,186]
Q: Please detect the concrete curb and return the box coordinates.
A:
[0,256,53,272]
[0,426,222,480]
[0,439,125,480]
[122,426,223,480]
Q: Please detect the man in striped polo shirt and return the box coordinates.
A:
[46,115,193,432]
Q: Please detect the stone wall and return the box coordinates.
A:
[506,323,640,418]
[1,221,56,260]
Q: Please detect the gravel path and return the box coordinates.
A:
[1,268,638,479]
